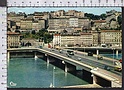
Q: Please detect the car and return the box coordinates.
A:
[104,65,110,71]
[67,50,74,55]
[97,56,103,60]
[114,65,122,72]
[50,48,54,51]
[59,49,62,53]
[87,52,93,56]
[77,57,82,61]
[66,53,71,57]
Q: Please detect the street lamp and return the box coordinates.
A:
[112,48,115,65]
[84,45,85,57]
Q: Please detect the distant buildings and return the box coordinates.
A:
[48,17,90,33]
[7,9,122,48]
[53,33,93,47]
[53,30,122,47]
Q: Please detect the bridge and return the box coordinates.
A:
[7,47,122,88]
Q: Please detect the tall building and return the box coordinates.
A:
[7,32,20,48]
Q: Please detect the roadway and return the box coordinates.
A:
[43,47,122,76]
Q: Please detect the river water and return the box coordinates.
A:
[100,53,122,60]
[8,58,89,88]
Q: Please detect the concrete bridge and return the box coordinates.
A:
[7,47,122,88]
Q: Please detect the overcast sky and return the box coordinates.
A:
[8,7,121,15]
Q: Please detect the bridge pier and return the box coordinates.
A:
[64,63,76,74]
[82,69,93,84]
[92,74,111,87]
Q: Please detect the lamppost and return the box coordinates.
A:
[112,48,115,65]
[84,45,85,57]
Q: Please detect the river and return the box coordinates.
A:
[8,58,89,88]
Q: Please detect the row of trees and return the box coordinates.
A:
[85,13,107,20]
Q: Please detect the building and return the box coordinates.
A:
[69,17,78,27]
[48,17,90,33]
[53,34,61,47]
[7,32,20,48]
[53,33,93,47]
[92,20,106,29]
[100,30,122,47]
[20,18,33,30]
[80,33,93,46]
[92,31,99,46]
[48,18,69,33]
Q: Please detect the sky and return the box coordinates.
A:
[8,7,121,15]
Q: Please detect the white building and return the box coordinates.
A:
[53,33,93,47]
[53,34,61,47]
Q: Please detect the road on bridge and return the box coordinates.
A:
[44,48,122,76]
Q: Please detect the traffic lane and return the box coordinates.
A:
[71,55,122,76]
[75,54,114,67]
[48,49,109,70]
[59,49,114,65]
[76,52,113,65]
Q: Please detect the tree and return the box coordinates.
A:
[117,15,122,25]
[31,30,36,34]
[100,14,107,20]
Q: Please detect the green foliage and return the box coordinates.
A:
[85,13,107,20]
[100,14,107,20]
[21,28,53,43]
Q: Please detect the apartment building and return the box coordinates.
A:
[53,33,93,47]
[100,30,122,47]
[20,18,33,30]
[7,32,20,48]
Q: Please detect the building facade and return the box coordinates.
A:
[7,32,20,48]
[100,30,122,47]
[53,33,93,47]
